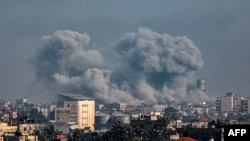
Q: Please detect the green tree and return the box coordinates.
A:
[145,129,161,141]
[33,128,41,141]
[42,124,58,141]
[72,129,85,141]
[126,126,137,141]
[111,121,132,141]
[157,116,172,141]
[102,130,112,141]
[72,128,94,141]
[133,126,143,141]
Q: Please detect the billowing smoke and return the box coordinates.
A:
[31,27,210,104]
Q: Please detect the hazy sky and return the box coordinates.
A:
[1,1,250,103]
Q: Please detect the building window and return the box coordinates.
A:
[82,104,88,107]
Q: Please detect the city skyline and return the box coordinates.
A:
[1,1,250,103]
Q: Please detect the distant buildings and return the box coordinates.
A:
[104,102,127,112]
[2,89,250,141]
[0,119,38,141]
[54,93,95,131]
[216,92,246,114]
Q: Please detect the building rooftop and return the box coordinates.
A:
[58,93,93,101]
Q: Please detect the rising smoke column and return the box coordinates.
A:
[31,28,210,104]
[31,29,142,104]
[112,27,208,103]
[31,30,104,88]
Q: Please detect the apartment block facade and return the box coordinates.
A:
[216,92,243,113]
[55,93,95,131]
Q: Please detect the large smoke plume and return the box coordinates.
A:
[31,27,210,104]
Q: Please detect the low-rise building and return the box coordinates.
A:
[0,121,38,141]
[0,122,17,136]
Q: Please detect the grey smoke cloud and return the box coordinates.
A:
[31,27,210,104]
[32,30,104,88]
[116,28,203,74]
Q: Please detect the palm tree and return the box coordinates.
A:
[134,126,143,141]
[42,124,57,141]
[72,128,94,141]
[72,129,85,141]
[33,128,41,141]
[102,130,112,141]
[159,116,171,128]
[111,121,131,141]
[126,126,137,141]
[91,132,102,141]
[145,129,161,141]
[157,116,172,141]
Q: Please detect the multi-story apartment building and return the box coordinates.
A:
[216,92,242,113]
[55,93,95,131]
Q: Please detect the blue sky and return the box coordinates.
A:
[0,1,250,103]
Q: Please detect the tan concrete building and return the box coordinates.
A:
[217,92,242,113]
[18,123,39,135]
[0,122,38,141]
[0,122,17,136]
[55,93,95,131]
[220,95,234,112]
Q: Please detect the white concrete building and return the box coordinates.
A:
[55,93,95,131]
